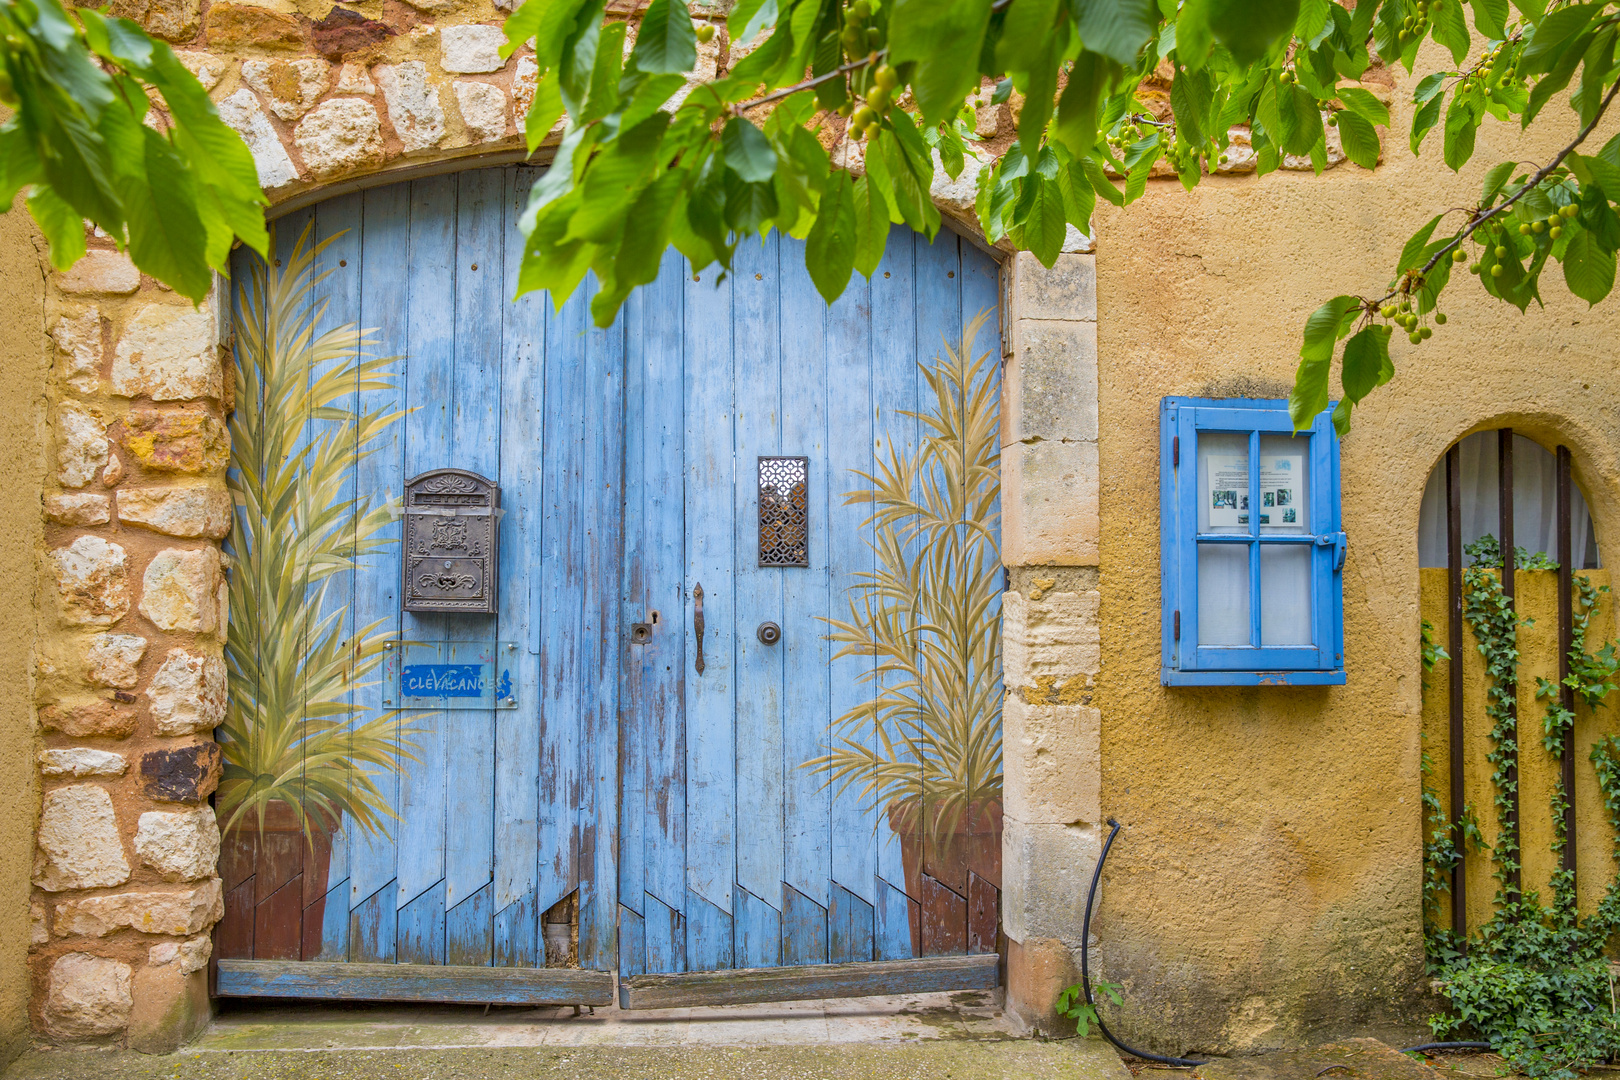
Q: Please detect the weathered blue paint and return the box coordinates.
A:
[231,165,1000,996]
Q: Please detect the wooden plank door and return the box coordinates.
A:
[618,226,1004,983]
[219,166,621,994]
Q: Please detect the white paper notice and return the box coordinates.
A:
[1206,454,1249,529]
[1260,455,1303,527]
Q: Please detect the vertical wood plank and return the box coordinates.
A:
[731,235,786,921]
[443,168,503,921]
[829,882,874,964]
[396,175,458,915]
[617,262,648,962]
[638,249,689,941]
[348,181,410,936]
[535,262,588,923]
[619,904,647,979]
[734,885,782,969]
[685,887,734,972]
[868,226,920,951]
[396,878,446,965]
[309,194,363,952]
[445,881,495,966]
[349,882,397,963]
[779,236,834,937]
[578,275,626,970]
[823,255,878,923]
[643,890,685,974]
[493,167,545,958]
[780,883,827,967]
[683,267,736,924]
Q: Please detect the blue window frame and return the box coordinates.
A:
[1161,397,1345,686]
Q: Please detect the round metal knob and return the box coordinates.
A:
[756,621,782,646]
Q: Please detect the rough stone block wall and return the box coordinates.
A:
[31,245,229,1051]
[999,251,1105,1035]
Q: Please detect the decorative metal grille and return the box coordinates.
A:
[758,456,809,567]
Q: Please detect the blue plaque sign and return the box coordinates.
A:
[381,641,518,710]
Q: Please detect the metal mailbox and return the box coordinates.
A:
[402,468,500,614]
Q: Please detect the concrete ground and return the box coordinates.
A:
[3,990,1133,1080]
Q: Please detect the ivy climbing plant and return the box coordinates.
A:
[1424,538,1620,1079]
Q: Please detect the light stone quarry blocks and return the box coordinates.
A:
[440,24,507,73]
[1002,696,1100,826]
[217,88,300,190]
[454,81,508,143]
[241,58,330,121]
[1000,439,1100,567]
[56,401,109,488]
[54,252,139,296]
[45,492,111,526]
[146,647,228,735]
[122,408,229,474]
[1001,818,1101,945]
[51,535,130,627]
[134,807,220,882]
[45,954,133,1038]
[376,61,447,151]
[51,307,103,393]
[1011,251,1097,322]
[117,483,232,539]
[31,900,48,945]
[111,304,222,401]
[294,98,386,178]
[84,633,147,689]
[38,748,128,779]
[33,784,130,892]
[40,701,136,739]
[148,935,211,975]
[1006,319,1099,444]
[139,547,223,634]
[1002,589,1102,688]
[53,879,224,937]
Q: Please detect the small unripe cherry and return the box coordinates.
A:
[1409,331,1423,344]
[1532,219,1545,233]
[1435,312,1448,325]
[1452,248,1467,262]
[1494,245,1507,258]
[1550,225,1562,239]
[1561,203,1579,218]
[1420,326,1433,339]
[1518,223,1531,234]
[874,65,899,90]
[1490,264,1504,277]
[695,23,716,43]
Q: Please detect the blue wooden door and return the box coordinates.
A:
[220,165,1001,995]
[618,226,1003,978]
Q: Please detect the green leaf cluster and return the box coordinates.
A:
[0,0,267,301]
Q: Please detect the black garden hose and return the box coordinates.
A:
[1397,1042,1493,1053]
[1080,817,1208,1067]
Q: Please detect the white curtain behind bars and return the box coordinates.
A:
[1418,431,1600,569]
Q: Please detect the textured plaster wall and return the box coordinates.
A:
[1087,43,1620,1055]
[0,196,47,1068]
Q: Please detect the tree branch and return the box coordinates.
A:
[736,52,884,113]
[1383,71,1620,306]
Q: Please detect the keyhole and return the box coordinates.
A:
[650,611,660,624]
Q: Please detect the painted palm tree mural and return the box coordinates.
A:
[218,226,416,959]
[809,312,1004,955]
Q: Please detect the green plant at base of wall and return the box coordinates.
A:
[1423,545,1620,1079]
[220,224,419,843]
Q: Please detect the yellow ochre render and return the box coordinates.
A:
[0,196,47,1068]
[1087,40,1620,1054]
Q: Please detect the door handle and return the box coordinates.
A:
[693,583,705,675]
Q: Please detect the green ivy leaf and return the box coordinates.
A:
[1399,214,1445,273]
[1480,160,1517,205]
[1442,97,1477,171]
[628,0,697,72]
[1469,0,1508,38]
[1519,3,1599,75]
[889,0,993,122]
[852,175,889,278]
[1431,0,1471,64]
[1562,226,1616,304]
[1021,175,1067,267]
[26,184,87,272]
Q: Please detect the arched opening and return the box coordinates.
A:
[1416,428,1613,946]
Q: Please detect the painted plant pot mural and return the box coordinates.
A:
[217,227,417,960]
[811,312,1005,957]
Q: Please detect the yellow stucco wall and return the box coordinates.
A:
[0,199,47,1065]
[1090,44,1620,1054]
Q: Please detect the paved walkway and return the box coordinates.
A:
[5,991,1132,1080]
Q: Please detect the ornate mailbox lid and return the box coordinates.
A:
[403,468,499,614]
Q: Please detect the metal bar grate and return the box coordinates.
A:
[758,456,810,567]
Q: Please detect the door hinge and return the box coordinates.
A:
[1172,436,1179,467]
[1174,610,1181,641]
